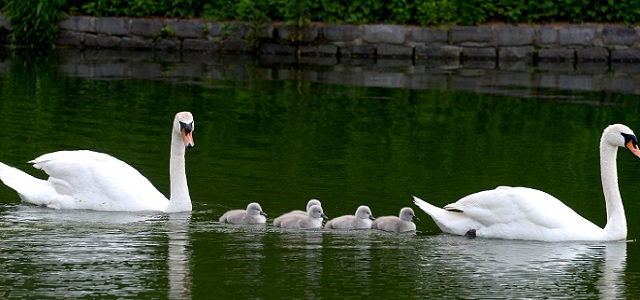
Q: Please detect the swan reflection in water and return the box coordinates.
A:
[167,212,193,299]
[419,235,627,300]
[0,205,194,298]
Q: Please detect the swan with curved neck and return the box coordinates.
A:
[413,124,640,241]
[0,112,195,213]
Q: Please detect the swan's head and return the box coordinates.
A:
[604,124,640,158]
[309,205,328,219]
[247,202,267,217]
[174,112,195,149]
[355,205,376,220]
[306,199,321,211]
[400,207,420,222]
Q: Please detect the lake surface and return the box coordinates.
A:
[0,50,640,299]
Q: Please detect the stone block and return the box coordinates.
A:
[576,47,609,62]
[409,27,448,44]
[154,38,178,51]
[97,34,120,48]
[602,26,636,46]
[222,39,249,53]
[462,47,496,60]
[302,25,320,42]
[611,49,640,62]
[299,56,337,66]
[205,23,223,37]
[207,22,250,39]
[167,20,204,39]
[95,17,128,36]
[537,67,571,79]
[576,62,608,74]
[275,24,320,43]
[120,37,153,50]
[182,39,220,52]
[364,25,405,44]
[559,26,596,46]
[57,31,83,47]
[322,25,362,42]
[499,46,534,61]
[415,45,461,60]
[300,45,338,57]
[499,60,531,72]
[59,16,94,33]
[496,26,534,46]
[377,44,412,58]
[130,19,164,38]
[339,57,374,66]
[451,26,493,46]
[83,34,99,48]
[227,23,252,39]
[202,22,251,39]
[261,43,296,55]
[537,27,557,45]
[538,48,575,61]
[461,60,495,70]
[340,45,375,58]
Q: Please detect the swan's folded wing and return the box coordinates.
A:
[448,186,598,230]
[30,150,168,211]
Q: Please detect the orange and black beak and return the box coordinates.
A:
[180,121,194,149]
[623,133,640,158]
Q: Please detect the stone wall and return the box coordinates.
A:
[3,15,640,63]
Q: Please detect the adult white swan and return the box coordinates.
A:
[0,111,195,213]
[413,124,640,241]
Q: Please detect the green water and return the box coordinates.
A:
[0,52,639,299]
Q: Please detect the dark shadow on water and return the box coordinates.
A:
[3,48,629,98]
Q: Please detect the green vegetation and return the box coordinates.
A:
[59,0,640,25]
[3,0,640,48]
[2,0,64,49]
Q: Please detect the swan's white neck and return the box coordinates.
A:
[600,138,626,240]
[165,130,192,213]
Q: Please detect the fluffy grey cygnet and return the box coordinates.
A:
[325,205,375,230]
[289,199,322,216]
[273,205,327,229]
[219,202,267,224]
[371,207,419,233]
[273,199,322,225]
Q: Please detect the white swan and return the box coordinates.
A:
[0,112,195,213]
[413,124,640,241]
[219,202,267,224]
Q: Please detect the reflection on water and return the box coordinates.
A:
[167,213,193,299]
[0,204,194,299]
[0,203,631,299]
[0,50,639,298]
[275,231,325,299]
[420,235,627,299]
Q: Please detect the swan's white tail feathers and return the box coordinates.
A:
[414,195,487,236]
[412,195,444,216]
[0,162,41,193]
[0,161,59,206]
